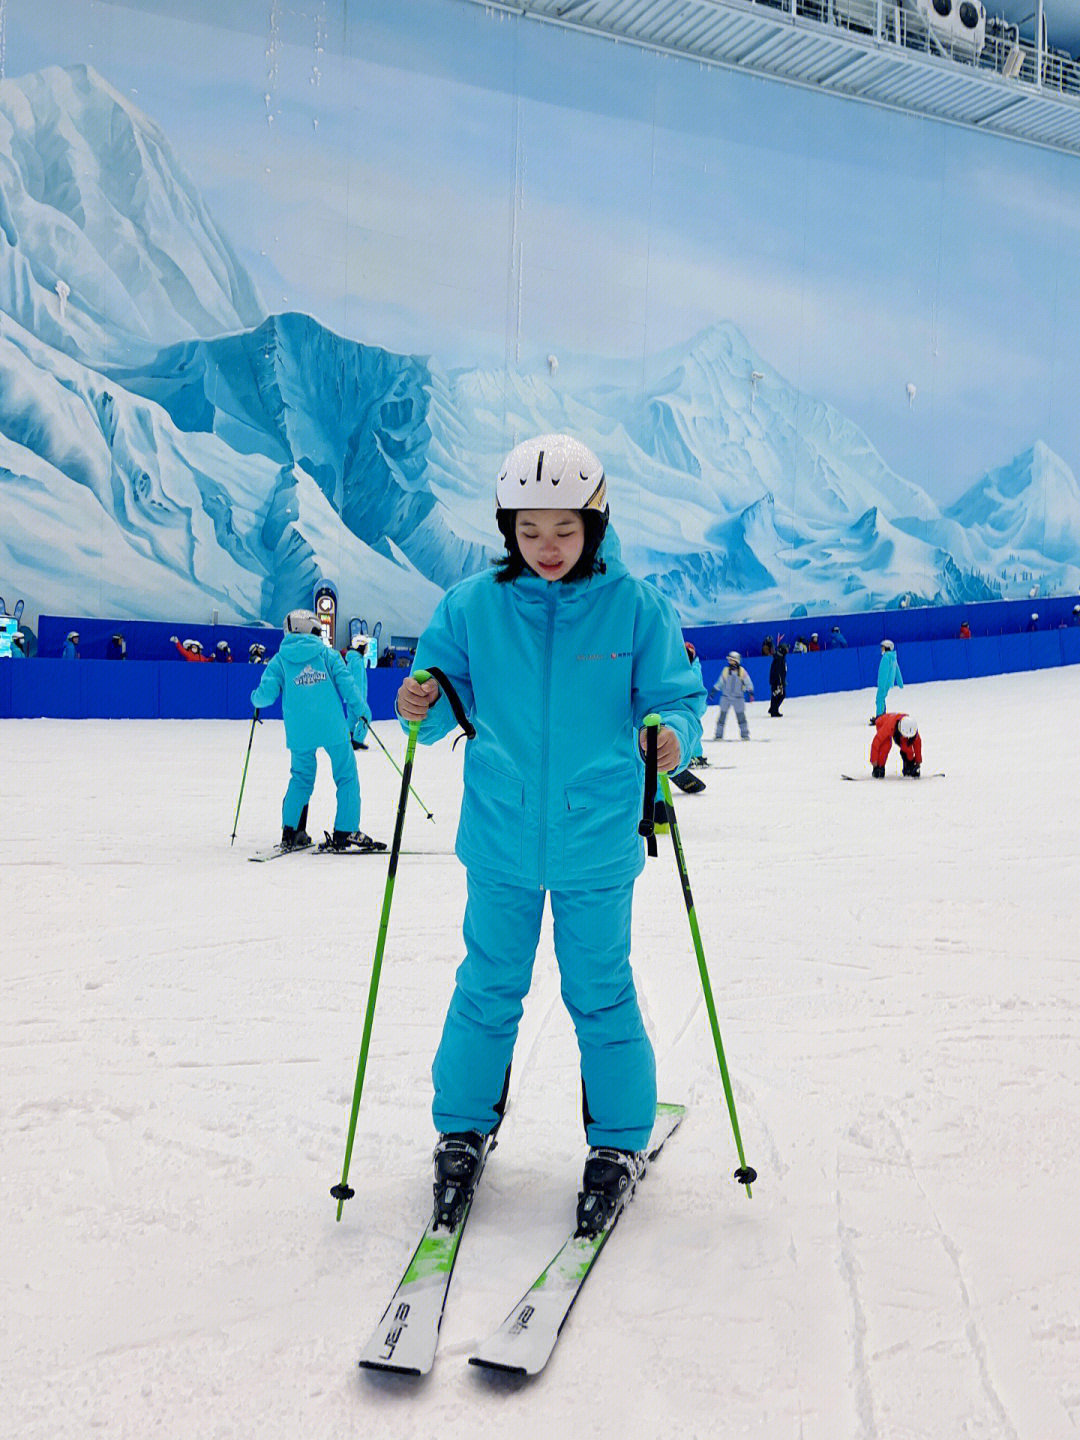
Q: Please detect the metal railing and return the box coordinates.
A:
[752,0,1080,96]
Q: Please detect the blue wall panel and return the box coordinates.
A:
[685,595,1080,662]
[3,635,1078,721]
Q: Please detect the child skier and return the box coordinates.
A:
[170,636,211,662]
[871,712,922,777]
[344,633,374,749]
[709,651,754,739]
[874,638,903,718]
[251,610,384,853]
[396,434,704,1236]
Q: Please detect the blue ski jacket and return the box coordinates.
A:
[251,633,364,752]
[345,647,374,743]
[345,648,373,717]
[403,531,705,890]
[877,650,903,694]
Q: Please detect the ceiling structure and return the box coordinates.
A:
[455,0,1080,157]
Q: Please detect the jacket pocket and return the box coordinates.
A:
[458,755,526,871]
[557,768,640,879]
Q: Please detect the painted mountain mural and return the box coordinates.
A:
[2,65,1078,631]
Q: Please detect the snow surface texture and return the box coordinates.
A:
[2,64,1079,631]
[3,667,1078,1438]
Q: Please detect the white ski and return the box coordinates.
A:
[357,1131,498,1375]
[468,1103,686,1377]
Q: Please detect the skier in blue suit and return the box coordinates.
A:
[874,638,904,718]
[396,434,705,1236]
[344,633,374,749]
[251,610,383,853]
[62,630,80,659]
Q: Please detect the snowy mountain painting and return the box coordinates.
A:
[1,64,1078,631]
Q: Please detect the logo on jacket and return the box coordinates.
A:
[577,651,631,662]
[294,665,328,687]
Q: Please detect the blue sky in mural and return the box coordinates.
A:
[5,0,1078,504]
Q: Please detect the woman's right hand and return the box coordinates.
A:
[396,674,441,721]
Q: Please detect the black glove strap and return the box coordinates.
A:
[424,666,477,743]
[638,724,658,858]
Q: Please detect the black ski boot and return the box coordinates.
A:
[319,829,387,853]
[575,1147,646,1238]
[432,1131,485,1230]
[280,824,312,851]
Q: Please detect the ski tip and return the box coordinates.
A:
[468,1356,529,1378]
[358,1358,425,1377]
[656,1101,688,1118]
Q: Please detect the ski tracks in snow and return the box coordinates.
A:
[835,1107,1022,1440]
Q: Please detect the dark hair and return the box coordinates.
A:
[492,509,608,585]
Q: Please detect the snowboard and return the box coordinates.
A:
[841,772,945,782]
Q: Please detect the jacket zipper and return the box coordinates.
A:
[537,589,555,884]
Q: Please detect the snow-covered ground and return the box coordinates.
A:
[3,667,1078,1439]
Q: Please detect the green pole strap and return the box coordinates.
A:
[230,708,259,845]
[332,670,430,1220]
[643,714,757,1197]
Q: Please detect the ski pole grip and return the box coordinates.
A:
[638,714,660,855]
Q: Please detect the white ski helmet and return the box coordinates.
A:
[727,651,741,666]
[284,609,322,636]
[881,638,894,651]
[898,715,918,739]
[184,638,202,653]
[495,434,607,514]
[350,633,370,650]
[67,630,79,642]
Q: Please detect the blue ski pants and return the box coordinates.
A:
[282,735,360,832]
[432,873,657,1150]
[875,683,891,716]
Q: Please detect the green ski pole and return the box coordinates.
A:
[230,708,259,845]
[643,714,757,1197]
[331,672,429,1219]
[365,724,435,821]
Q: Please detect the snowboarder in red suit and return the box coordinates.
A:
[870,712,922,777]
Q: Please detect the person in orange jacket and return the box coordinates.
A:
[870,712,922,777]
[171,636,212,662]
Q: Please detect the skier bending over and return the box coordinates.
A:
[251,610,384,853]
[870,712,922,777]
[396,434,704,1237]
[710,651,754,739]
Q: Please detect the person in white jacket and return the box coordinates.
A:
[709,651,754,739]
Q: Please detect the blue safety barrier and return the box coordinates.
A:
[686,593,1080,661]
[3,600,1078,720]
[697,630,1077,702]
[0,657,406,720]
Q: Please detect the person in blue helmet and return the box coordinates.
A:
[344,632,374,750]
[396,433,705,1237]
[873,638,903,719]
[251,610,385,853]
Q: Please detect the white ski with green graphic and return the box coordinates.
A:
[357,1131,498,1375]
[468,1103,686,1377]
